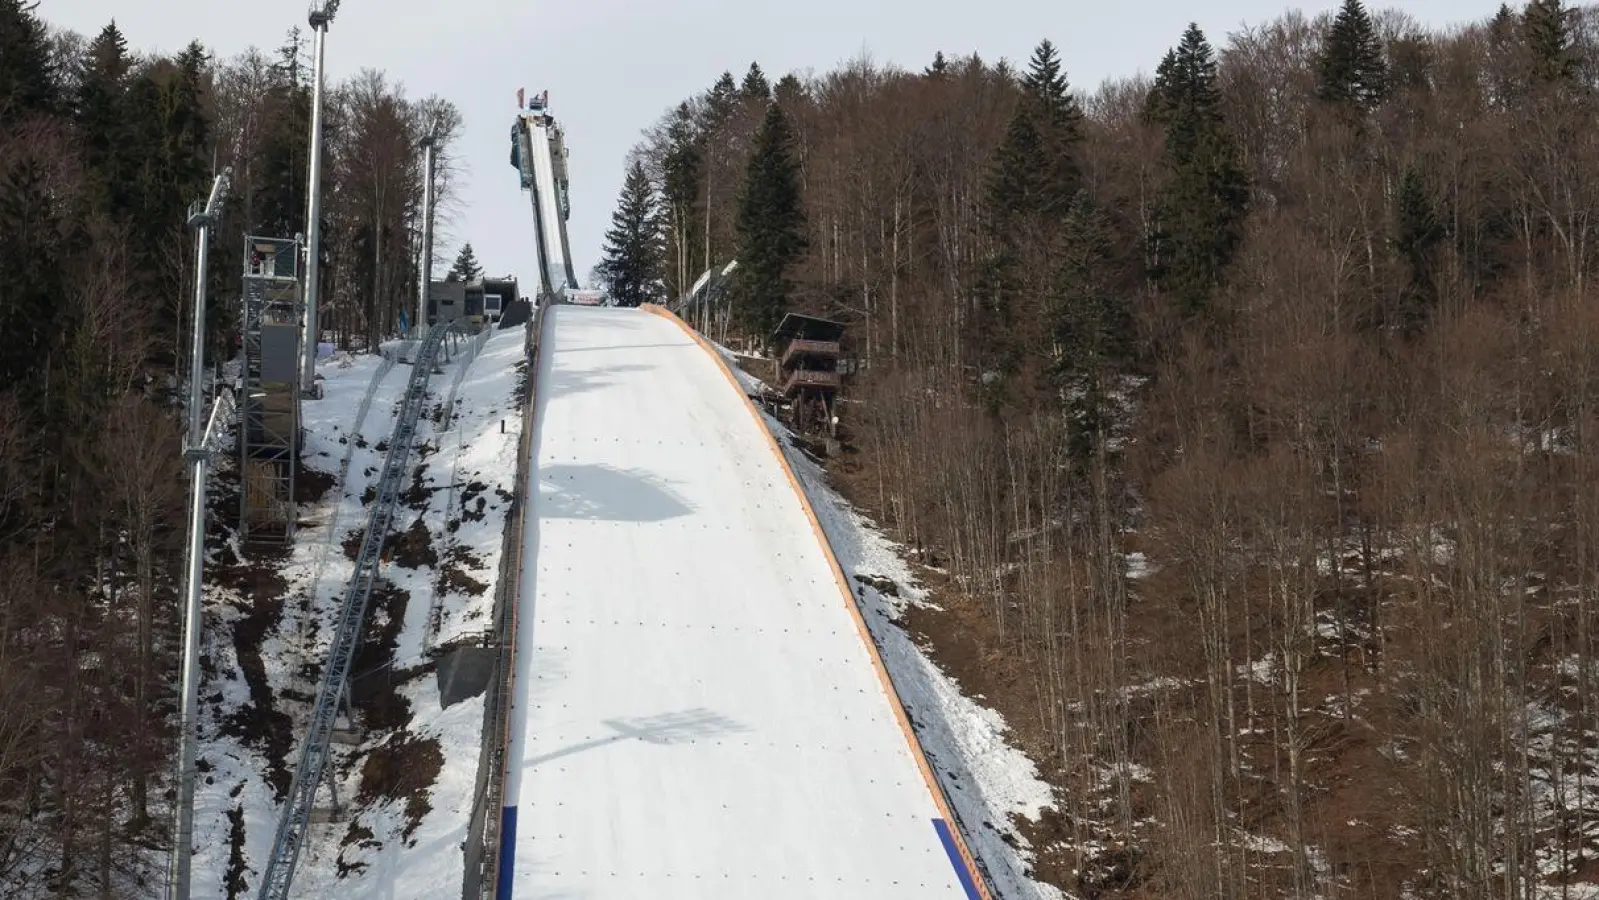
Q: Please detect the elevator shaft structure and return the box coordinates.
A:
[239,235,303,543]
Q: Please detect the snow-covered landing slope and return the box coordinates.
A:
[504,305,978,899]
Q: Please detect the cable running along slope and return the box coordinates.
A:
[257,322,462,900]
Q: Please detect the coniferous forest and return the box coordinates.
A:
[0,0,460,891]
[613,1,1599,895]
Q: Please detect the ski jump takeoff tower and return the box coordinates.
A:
[510,88,578,300]
[238,235,303,543]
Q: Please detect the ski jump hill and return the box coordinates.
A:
[496,303,989,898]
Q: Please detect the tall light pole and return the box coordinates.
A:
[417,130,437,338]
[168,167,231,900]
[300,0,341,396]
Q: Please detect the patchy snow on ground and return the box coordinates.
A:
[189,346,408,900]
[188,326,525,900]
[292,326,524,899]
[711,345,1064,899]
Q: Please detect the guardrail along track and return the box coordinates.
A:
[464,301,548,900]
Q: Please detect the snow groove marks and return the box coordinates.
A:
[506,306,965,899]
[639,303,994,900]
[425,327,492,652]
[355,355,400,445]
[440,327,493,434]
[304,353,401,648]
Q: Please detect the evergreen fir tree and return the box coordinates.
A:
[169,42,211,176]
[449,243,484,282]
[1523,0,1576,83]
[660,102,703,298]
[596,160,665,308]
[985,41,1086,229]
[0,0,59,126]
[1145,24,1250,318]
[1393,165,1442,336]
[1051,193,1128,460]
[1020,39,1085,217]
[734,102,806,339]
[925,51,949,77]
[972,42,1092,405]
[75,22,133,215]
[1145,49,1181,122]
[83,21,130,85]
[256,29,311,236]
[973,110,1043,395]
[0,159,74,393]
[1491,2,1517,40]
[987,109,1048,233]
[1022,40,1074,127]
[702,71,739,133]
[741,62,771,101]
[774,74,805,109]
[1316,0,1389,111]
[1486,4,1522,104]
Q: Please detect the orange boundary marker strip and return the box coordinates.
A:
[641,303,992,900]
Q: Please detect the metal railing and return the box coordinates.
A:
[464,296,549,899]
[780,367,842,394]
[257,320,463,900]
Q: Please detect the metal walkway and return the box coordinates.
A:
[257,322,463,900]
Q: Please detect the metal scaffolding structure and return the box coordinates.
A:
[239,235,303,543]
[256,320,463,900]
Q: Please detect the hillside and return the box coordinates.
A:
[619,2,1599,896]
[192,330,523,898]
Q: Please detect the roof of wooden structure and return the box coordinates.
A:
[772,312,845,344]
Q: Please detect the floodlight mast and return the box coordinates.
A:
[167,166,231,900]
[418,130,438,337]
[300,0,340,396]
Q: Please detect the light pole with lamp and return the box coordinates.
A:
[300,0,341,396]
[167,166,231,900]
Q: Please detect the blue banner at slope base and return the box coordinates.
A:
[495,806,518,900]
[932,817,982,900]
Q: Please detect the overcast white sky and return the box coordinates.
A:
[46,0,1501,295]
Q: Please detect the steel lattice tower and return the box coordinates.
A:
[239,235,303,542]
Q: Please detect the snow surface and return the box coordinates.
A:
[753,359,1067,900]
[189,327,526,899]
[506,305,973,898]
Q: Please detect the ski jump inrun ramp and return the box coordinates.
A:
[497,304,988,898]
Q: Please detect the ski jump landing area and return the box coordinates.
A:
[498,304,985,898]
